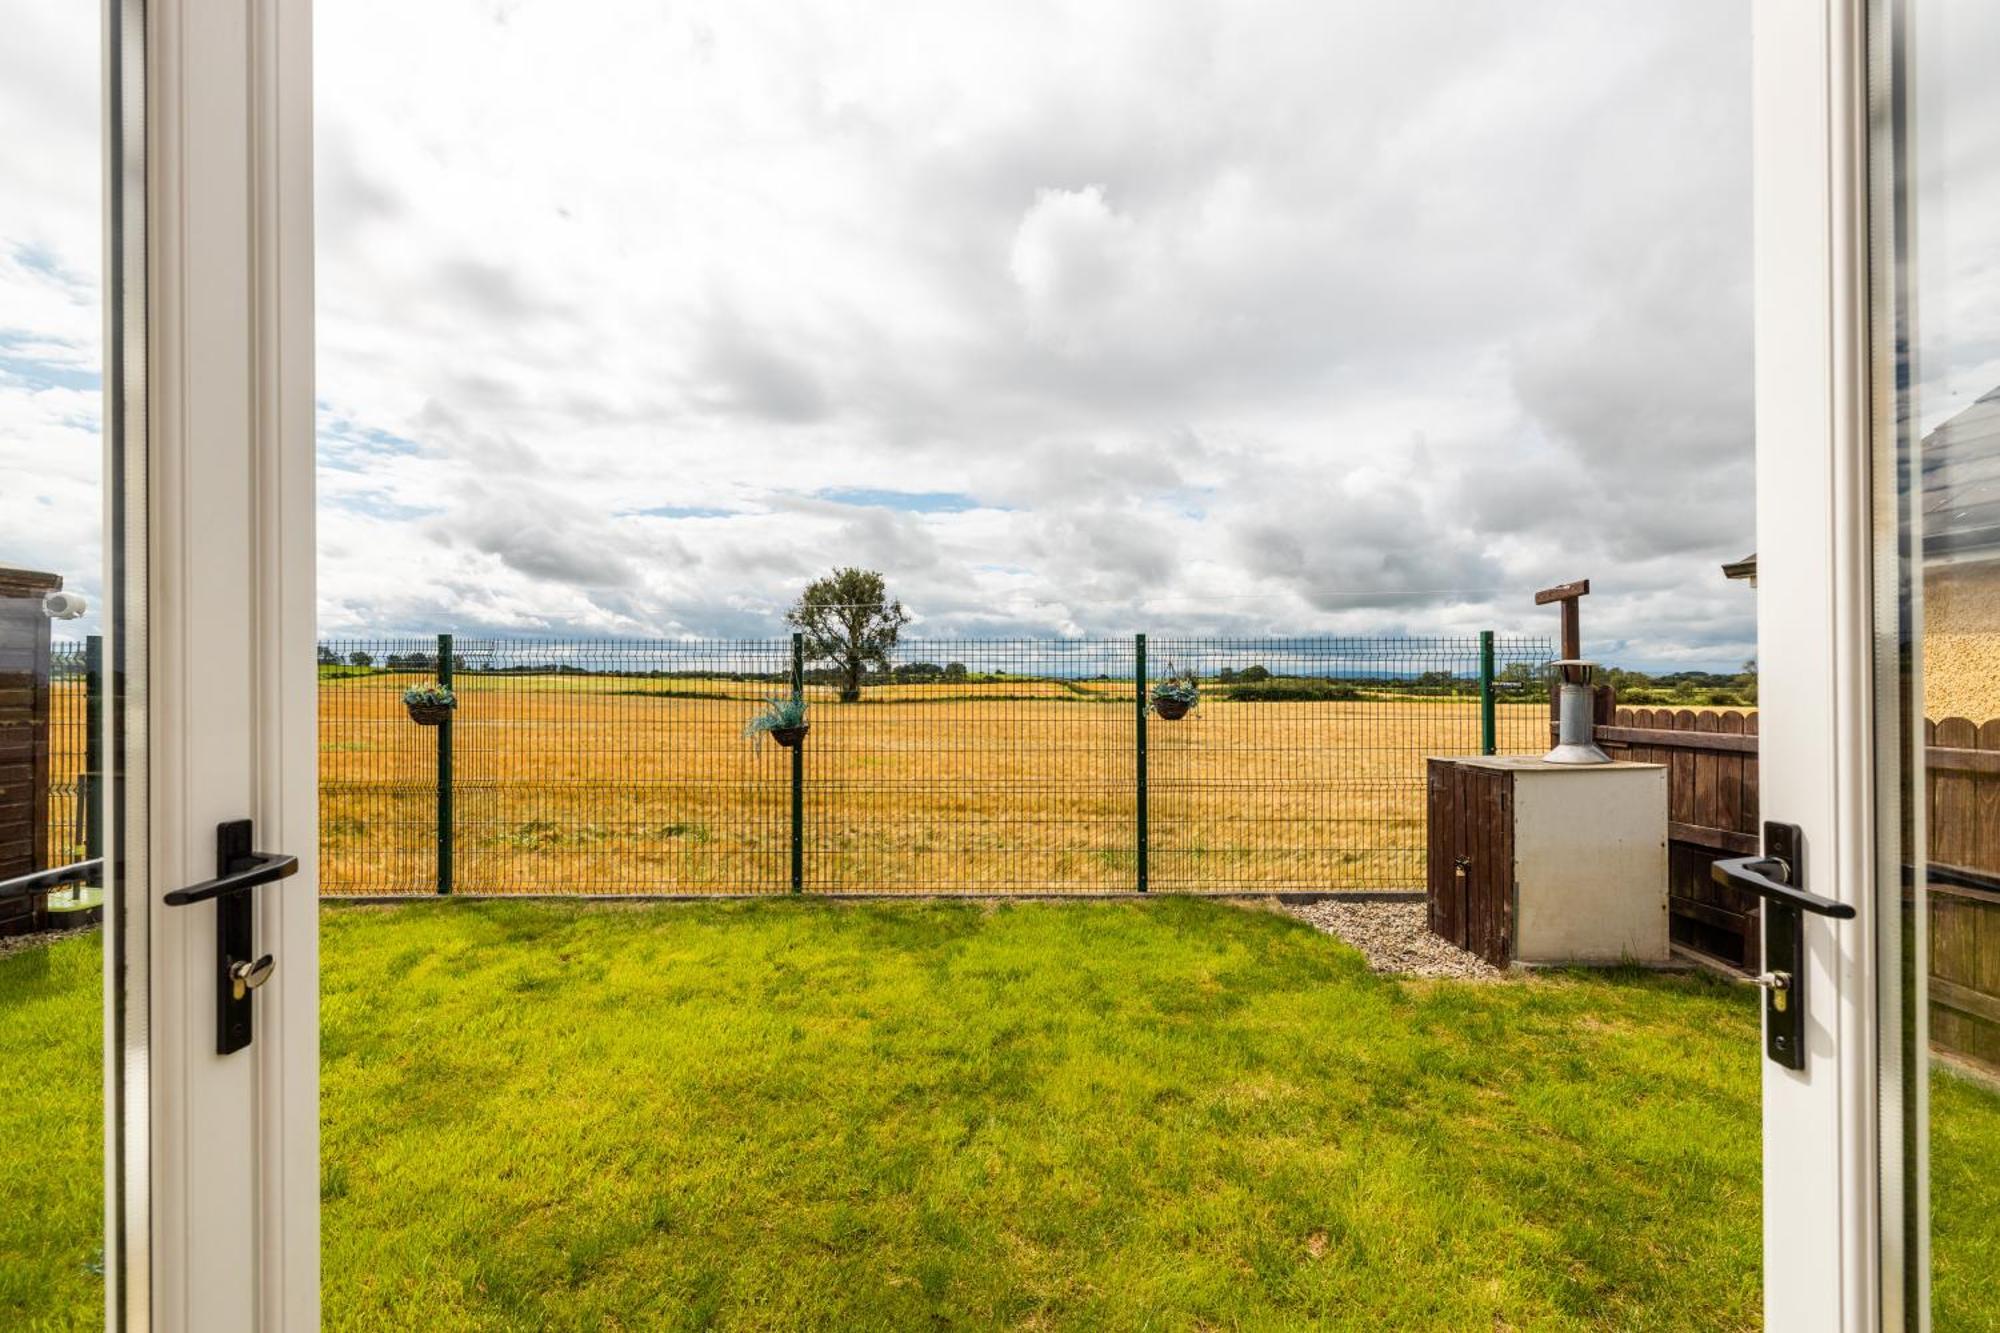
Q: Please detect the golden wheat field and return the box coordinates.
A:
[44,673,1546,893]
[319,671,1546,894]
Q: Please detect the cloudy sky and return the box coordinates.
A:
[4,1,1759,668]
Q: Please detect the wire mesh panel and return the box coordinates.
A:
[448,639,793,894]
[315,633,1552,895]
[45,639,93,867]
[1147,636,1552,890]
[803,639,1137,892]
[319,639,448,894]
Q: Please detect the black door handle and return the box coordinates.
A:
[163,820,300,1054]
[1710,855,1856,920]
[1711,822,1851,1070]
[161,850,297,905]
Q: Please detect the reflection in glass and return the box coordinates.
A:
[0,2,106,1327]
[1877,0,2000,1326]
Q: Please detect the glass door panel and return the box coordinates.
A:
[0,3,111,1328]
[1874,0,2000,1326]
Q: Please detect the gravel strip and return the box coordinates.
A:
[1284,898,1501,980]
[0,922,101,963]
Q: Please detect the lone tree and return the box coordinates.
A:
[787,568,910,702]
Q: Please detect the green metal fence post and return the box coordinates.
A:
[791,632,806,893]
[1479,629,1496,756]
[1135,633,1149,893]
[83,634,103,858]
[437,632,454,895]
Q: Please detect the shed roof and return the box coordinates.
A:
[1923,382,2000,563]
[1722,379,2000,584]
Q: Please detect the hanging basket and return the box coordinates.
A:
[1152,698,1192,721]
[771,724,810,749]
[405,700,455,726]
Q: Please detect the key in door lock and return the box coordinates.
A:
[229,954,276,1001]
[1711,821,1855,1070]
[162,820,300,1054]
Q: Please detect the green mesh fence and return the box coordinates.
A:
[317,633,1552,895]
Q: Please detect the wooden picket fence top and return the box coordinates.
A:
[1598,707,1761,856]
[1599,705,1998,1072]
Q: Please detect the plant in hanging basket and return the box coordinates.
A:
[1150,667,1200,721]
[403,685,457,726]
[743,696,811,748]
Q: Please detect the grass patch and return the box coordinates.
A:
[0,931,102,1332]
[317,899,1767,1330]
[9,902,1995,1329]
[1934,1062,2000,1329]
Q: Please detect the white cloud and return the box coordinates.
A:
[0,0,102,621]
[2,0,1762,669]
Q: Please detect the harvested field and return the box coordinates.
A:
[47,638,1556,896]
[313,665,1549,895]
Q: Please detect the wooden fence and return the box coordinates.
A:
[1594,708,1762,968]
[1596,706,2000,1074]
[1925,718,2000,1071]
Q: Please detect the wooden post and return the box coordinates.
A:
[1533,579,1590,678]
[1533,580,1597,737]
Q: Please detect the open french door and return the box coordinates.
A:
[1753,2,1997,1329]
[1749,4,1880,1326]
[117,0,319,1327]
[88,1,1992,1330]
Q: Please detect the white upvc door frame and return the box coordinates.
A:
[1752,1,1889,1329]
[104,2,1911,1330]
[135,0,318,1329]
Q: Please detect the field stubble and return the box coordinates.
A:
[304,673,1544,894]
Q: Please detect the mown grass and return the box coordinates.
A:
[318,899,1767,1330]
[1934,1063,2000,1326]
[0,933,102,1332]
[5,903,1996,1330]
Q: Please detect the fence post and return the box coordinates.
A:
[1479,630,1496,756]
[83,634,103,858]
[1135,633,1149,893]
[791,632,805,894]
[437,632,454,896]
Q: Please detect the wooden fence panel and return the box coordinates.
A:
[1926,717,2000,1071]
[1596,706,1761,968]
[1601,705,1998,1073]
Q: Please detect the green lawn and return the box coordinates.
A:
[0,934,103,1332]
[328,900,1768,1330]
[5,900,1997,1329]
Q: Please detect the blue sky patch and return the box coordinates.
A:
[816,487,984,513]
[0,349,99,395]
[624,505,740,519]
[317,413,423,472]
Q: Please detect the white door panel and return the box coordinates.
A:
[142,0,317,1328]
[1753,1,1879,1328]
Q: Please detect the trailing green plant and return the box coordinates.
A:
[742,695,810,743]
[1150,666,1200,714]
[402,686,456,709]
